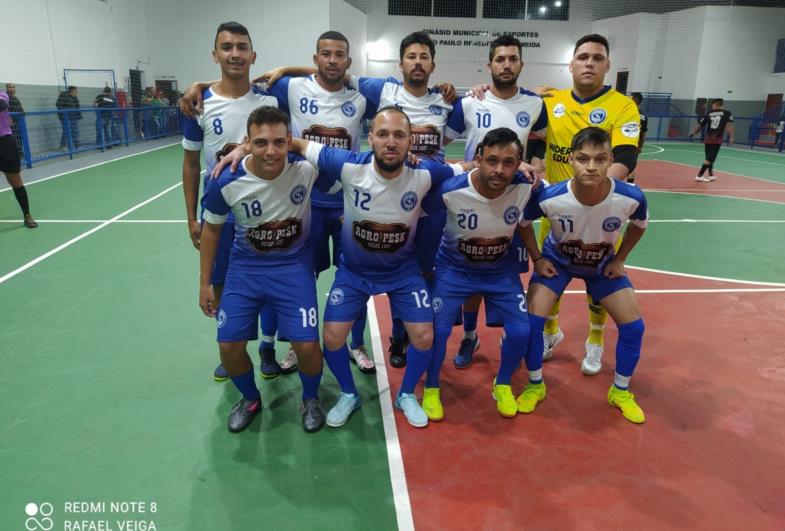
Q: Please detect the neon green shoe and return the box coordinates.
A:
[492,381,517,418]
[607,386,646,424]
[422,387,444,421]
[516,382,547,413]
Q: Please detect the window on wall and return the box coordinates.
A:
[483,0,526,19]
[528,0,570,21]
[434,0,476,17]
[775,38,785,74]
[389,0,431,16]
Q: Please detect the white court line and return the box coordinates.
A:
[0,142,179,193]
[644,189,785,206]
[646,188,785,192]
[625,265,785,287]
[366,297,415,531]
[652,148,785,166]
[640,145,665,155]
[0,182,181,285]
[4,218,785,224]
[562,288,785,294]
[648,158,785,186]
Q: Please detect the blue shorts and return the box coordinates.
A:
[217,263,319,342]
[325,267,434,323]
[530,259,633,302]
[432,268,528,329]
[415,211,447,275]
[310,205,343,274]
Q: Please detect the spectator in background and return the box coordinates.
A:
[56,86,82,149]
[775,116,784,152]
[5,83,24,158]
[93,87,117,148]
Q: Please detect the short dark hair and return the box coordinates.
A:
[630,92,643,104]
[571,126,611,152]
[574,34,609,56]
[68,85,77,92]
[712,98,724,106]
[477,127,523,158]
[372,105,411,131]
[317,31,349,53]
[488,35,522,62]
[103,87,112,93]
[215,21,252,49]
[399,31,435,62]
[246,105,290,134]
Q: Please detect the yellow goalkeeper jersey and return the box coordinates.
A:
[543,86,640,183]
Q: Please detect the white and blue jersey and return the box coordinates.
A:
[522,178,648,277]
[351,76,452,160]
[268,75,375,208]
[202,154,330,269]
[445,89,547,162]
[423,170,534,275]
[304,142,460,280]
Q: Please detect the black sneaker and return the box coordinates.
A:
[301,398,325,433]
[227,398,261,433]
[259,347,281,379]
[453,336,480,369]
[388,333,409,368]
[23,215,38,229]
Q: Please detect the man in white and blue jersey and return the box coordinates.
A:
[420,127,538,421]
[200,106,332,434]
[290,107,467,429]
[444,35,547,369]
[181,22,278,382]
[519,127,648,424]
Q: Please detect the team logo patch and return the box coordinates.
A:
[458,236,511,263]
[504,206,520,225]
[290,184,306,205]
[589,108,607,124]
[341,101,356,117]
[400,191,418,212]
[246,218,303,253]
[621,121,640,138]
[432,297,444,313]
[353,220,410,253]
[410,125,441,157]
[303,125,352,149]
[516,111,531,128]
[602,216,622,232]
[553,103,566,118]
[216,309,227,328]
[429,105,443,116]
[328,288,345,305]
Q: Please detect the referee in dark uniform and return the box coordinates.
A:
[1,89,37,228]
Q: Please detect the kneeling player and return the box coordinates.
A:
[519,126,648,423]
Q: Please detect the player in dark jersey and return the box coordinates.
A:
[627,92,647,184]
[690,98,734,182]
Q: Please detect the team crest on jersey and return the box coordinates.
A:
[353,220,410,253]
[602,216,622,232]
[432,297,444,313]
[429,105,443,116]
[215,142,241,163]
[400,191,418,212]
[621,122,640,138]
[246,218,303,253]
[504,206,520,225]
[341,101,357,117]
[328,288,345,305]
[290,184,306,205]
[516,111,531,128]
[589,108,607,124]
[552,103,566,118]
[304,126,352,149]
[216,309,227,328]
[458,236,511,263]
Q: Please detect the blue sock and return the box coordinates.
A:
[391,318,406,341]
[496,322,529,385]
[463,310,478,333]
[350,308,367,349]
[323,344,358,395]
[298,371,323,400]
[614,319,644,389]
[230,369,261,402]
[259,304,278,351]
[525,315,546,381]
[425,326,452,388]
[399,344,432,394]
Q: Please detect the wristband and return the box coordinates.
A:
[533,255,544,262]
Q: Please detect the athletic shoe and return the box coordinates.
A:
[395,393,428,428]
[705,174,716,182]
[213,363,229,382]
[607,386,646,424]
[259,347,281,379]
[349,345,376,374]
[516,382,547,413]
[695,175,709,182]
[542,329,564,361]
[326,392,360,427]
[279,346,298,374]
[301,398,325,433]
[388,335,408,368]
[453,336,480,369]
[492,380,517,418]
[581,341,603,375]
[227,398,261,433]
[23,215,38,229]
[422,387,444,421]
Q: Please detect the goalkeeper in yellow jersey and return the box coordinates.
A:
[535,34,641,375]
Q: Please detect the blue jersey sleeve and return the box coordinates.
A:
[182,115,203,143]
[445,98,466,137]
[305,143,356,183]
[532,100,548,131]
[267,75,291,112]
[523,187,545,221]
[419,158,460,186]
[202,175,230,221]
[356,77,388,109]
[422,184,447,215]
[630,194,648,222]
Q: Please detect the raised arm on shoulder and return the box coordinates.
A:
[179,80,219,118]
[252,66,316,86]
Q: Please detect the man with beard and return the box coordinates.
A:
[181,21,278,382]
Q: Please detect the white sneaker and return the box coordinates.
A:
[542,329,564,361]
[705,174,716,182]
[695,175,709,182]
[581,341,603,375]
[349,345,376,374]
[279,346,298,373]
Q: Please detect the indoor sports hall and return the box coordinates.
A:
[2,1,785,530]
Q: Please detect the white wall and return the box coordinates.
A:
[329,0,368,77]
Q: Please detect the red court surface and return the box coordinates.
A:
[373,268,785,530]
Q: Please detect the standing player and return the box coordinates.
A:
[444,34,546,368]
[690,99,734,182]
[0,89,36,228]
[538,34,641,376]
[200,106,329,433]
[421,127,536,420]
[520,127,648,424]
[627,92,647,184]
[181,22,279,381]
